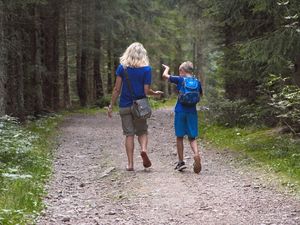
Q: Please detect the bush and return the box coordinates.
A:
[0,114,60,224]
[95,95,111,108]
[263,74,300,134]
[206,97,255,127]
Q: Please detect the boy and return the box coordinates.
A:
[162,61,202,174]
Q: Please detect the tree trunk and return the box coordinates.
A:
[6,28,25,120]
[93,24,103,98]
[293,55,300,87]
[52,1,60,110]
[192,38,197,72]
[113,50,118,87]
[32,6,44,114]
[159,58,167,97]
[16,37,25,120]
[76,1,82,106]
[107,39,113,94]
[196,39,205,95]
[60,1,70,108]
[41,1,60,111]
[80,40,87,106]
[78,0,88,106]
[0,1,6,116]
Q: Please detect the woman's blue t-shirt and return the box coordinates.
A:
[169,75,202,113]
[116,64,152,108]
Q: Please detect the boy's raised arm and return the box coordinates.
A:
[162,64,170,80]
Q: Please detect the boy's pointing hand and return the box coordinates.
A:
[162,64,170,79]
[162,64,169,70]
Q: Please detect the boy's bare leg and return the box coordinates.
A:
[189,138,200,156]
[125,135,134,170]
[189,138,201,174]
[176,137,184,161]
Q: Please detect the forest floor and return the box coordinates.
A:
[36,109,300,225]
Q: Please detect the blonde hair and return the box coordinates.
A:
[179,61,194,74]
[120,42,149,68]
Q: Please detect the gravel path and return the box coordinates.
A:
[36,109,300,225]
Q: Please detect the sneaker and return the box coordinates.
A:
[175,161,187,171]
[193,155,201,174]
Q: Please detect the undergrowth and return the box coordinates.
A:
[198,111,300,190]
[0,115,62,225]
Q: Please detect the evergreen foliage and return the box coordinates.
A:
[0,0,299,128]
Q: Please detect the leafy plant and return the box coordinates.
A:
[206,96,261,127]
[95,95,111,108]
[264,74,300,134]
[0,115,61,224]
[201,124,300,185]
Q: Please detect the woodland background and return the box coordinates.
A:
[0,0,299,132]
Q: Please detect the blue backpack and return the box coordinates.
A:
[178,77,200,106]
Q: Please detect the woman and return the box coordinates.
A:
[107,42,162,171]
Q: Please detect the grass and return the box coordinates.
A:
[149,98,300,189]
[0,115,62,225]
[1,97,297,223]
[149,97,177,109]
[198,110,300,189]
[65,106,105,115]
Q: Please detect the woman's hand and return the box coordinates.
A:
[154,90,164,96]
[147,88,164,97]
[107,105,113,118]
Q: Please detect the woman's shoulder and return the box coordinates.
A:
[117,64,125,70]
[128,65,151,72]
[116,64,125,75]
[141,65,151,72]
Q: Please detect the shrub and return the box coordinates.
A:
[264,74,300,134]
[207,97,254,127]
[95,95,111,108]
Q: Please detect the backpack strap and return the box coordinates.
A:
[124,69,136,101]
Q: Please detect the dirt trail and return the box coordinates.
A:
[36,109,300,225]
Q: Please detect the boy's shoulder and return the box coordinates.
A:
[170,75,184,82]
[185,76,202,85]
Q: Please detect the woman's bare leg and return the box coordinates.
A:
[125,135,134,169]
[138,134,148,153]
[138,134,151,168]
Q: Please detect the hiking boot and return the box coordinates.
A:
[141,151,152,168]
[175,161,187,171]
[193,155,201,174]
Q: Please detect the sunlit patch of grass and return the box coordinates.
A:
[150,97,177,109]
[65,97,177,114]
[199,122,300,185]
[64,107,104,115]
[0,115,62,224]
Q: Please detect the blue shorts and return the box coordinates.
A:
[174,111,198,138]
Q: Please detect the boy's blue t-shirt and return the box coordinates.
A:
[169,75,202,113]
[116,64,152,107]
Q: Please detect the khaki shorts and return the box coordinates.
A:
[119,107,148,136]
